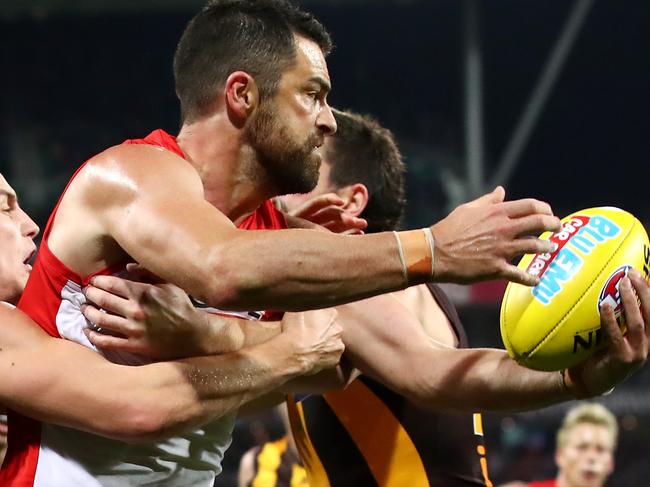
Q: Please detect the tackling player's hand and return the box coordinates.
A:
[286,193,368,235]
[573,269,650,396]
[82,272,211,359]
[429,186,561,286]
[279,309,345,375]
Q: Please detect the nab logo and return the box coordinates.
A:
[598,265,631,314]
[573,328,603,354]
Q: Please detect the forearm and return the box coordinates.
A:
[336,295,573,413]
[198,230,408,311]
[391,346,572,413]
[5,332,305,443]
[201,314,281,354]
[137,335,306,440]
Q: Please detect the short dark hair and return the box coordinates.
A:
[327,110,406,233]
[174,0,332,122]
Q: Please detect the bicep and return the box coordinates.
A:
[110,193,237,301]
[90,146,238,303]
[338,294,442,395]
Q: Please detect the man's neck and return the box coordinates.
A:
[176,115,276,222]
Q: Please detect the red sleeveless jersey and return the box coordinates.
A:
[1,129,287,487]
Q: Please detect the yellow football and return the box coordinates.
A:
[500,207,650,371]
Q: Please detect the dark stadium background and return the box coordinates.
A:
[1,0,648,484]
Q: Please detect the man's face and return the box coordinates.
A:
[246,35,337,195]
[0,174,39,304]
[556,423,615,487]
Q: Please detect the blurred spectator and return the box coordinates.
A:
[500,403,618,487]
[237,406,307,487]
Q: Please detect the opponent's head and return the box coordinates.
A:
[555,403,618,487]
[0,174,39,304]
[174,0,336,194]
[283,109,406,233]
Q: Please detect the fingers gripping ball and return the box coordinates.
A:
[500,207,650,371]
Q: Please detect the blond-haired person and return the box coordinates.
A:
[502,403,618,487]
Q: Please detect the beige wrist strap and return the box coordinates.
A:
[393,229,435,284]
[423,227,435,279]
[392,231,409,285]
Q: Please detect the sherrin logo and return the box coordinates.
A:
[598,265,631,316]
[529,215,621,305]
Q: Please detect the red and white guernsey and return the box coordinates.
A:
[1,130,288,487]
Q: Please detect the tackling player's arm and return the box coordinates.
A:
[48,145,560,312]
[0,304,343,442]
[81,273,282,359]
[79,274,360,415]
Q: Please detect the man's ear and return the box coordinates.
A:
[224,71,259,127]
[338,183,369,217]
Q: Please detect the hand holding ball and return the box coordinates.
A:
[500,207,649,371]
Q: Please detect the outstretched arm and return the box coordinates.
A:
[48,145,559,312]
[339,271,650,412]
[0,305,343,442]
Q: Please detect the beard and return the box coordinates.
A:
[244,100,322,195]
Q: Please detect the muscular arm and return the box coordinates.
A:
[335,294,572,413]
[237,294,569,415]
[0,305,333,442]
[48,145,558,311]
[339,274,650,411]
[82,275,282,358]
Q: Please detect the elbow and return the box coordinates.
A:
[199,248,250,310]
[103,405,173,444]
[403,387,462,414]
[392,370,438,411]
[95,398,191,444]
[396,361,460,413]
[111,402,236,444]
[190,266,240,311]
[401,383,442,412]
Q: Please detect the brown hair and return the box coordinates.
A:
[174,0,332,122]
[327,109,406,233]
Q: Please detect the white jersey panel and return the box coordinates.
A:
[39,277,241,486]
